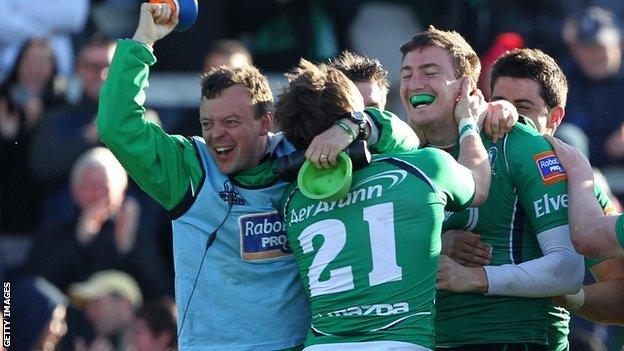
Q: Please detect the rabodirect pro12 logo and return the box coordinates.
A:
[239,212,291,261]
[533,151,566,185]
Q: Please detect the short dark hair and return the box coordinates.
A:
[201,65,273,118]
[135,299,177,348]
[330,51,389,91]
[490,48,568,108]
[276,59,361,149]
[400,26,481,83]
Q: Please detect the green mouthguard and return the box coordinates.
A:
[410,94,435,107]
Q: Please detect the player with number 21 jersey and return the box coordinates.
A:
[281,148,476,351]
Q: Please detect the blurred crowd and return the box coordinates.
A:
[2,0,624,350]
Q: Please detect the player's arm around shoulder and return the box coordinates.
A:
[544,134,624,259]
[364,107,421,153]
[305,107,420,169]
[414,147,478,212]
[97,3,202,210]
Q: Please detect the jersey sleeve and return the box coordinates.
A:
[443,208,477,231]
[504,124,569,235]
[97,39,203,211]
[417,148,476,212]
[365,107,421,154]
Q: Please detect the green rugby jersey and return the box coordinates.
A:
[282,149,475,350]
[438,119,570,347]
[442,118,617,350]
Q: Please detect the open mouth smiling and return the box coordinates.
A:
[214,146,235,156]
[409,93,436,109]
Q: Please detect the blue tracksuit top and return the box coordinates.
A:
[172,134,309,350]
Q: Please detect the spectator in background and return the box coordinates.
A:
[132,298,178,351]
[69,270,142,351]
[0,38,64,236]
[203,39,252,71]
[12,277,68,351]
[329,51,389,110]
[28,34,116,227]
[27,147,173,300]
[0,0,89,83]
[562,6,624,168]
[565,6,623,81]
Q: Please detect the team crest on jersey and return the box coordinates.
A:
[533,151,567,185]
[487,147,498,175]
[239,212,292,261]
[219,181,245,205]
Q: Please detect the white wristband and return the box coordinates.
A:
[458,118,478,143]
[458,118,478,133]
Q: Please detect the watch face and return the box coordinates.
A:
[350,111,365,123]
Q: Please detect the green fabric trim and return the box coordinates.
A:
[233,159,279,188]
[616,214,624,250]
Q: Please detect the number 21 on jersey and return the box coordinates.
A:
[298,202,403,297]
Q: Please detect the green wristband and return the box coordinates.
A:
[335,120,357,140]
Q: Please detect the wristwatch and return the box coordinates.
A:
[342,111,370,140]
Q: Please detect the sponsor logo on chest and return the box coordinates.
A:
[288,169,406,226]
[238,212,291,261]
[321,302,410,318]
[533,151,567,185]
[533,193,568,218]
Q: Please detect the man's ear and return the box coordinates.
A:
[259,111,273,135]
[547,105,565,129]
